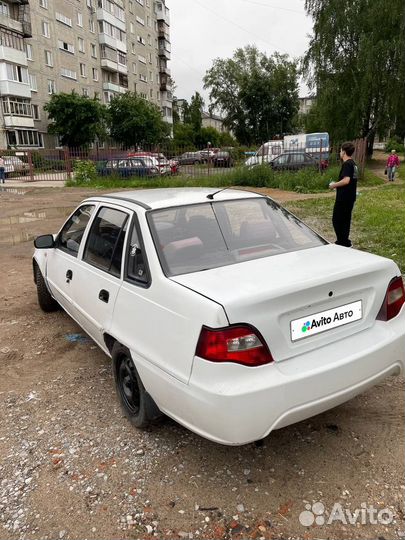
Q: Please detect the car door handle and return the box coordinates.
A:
[99,289,109,303]
[66,269,73,283]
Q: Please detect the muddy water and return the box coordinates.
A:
[0,207,72,246]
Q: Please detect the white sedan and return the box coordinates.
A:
[33,188,405,445]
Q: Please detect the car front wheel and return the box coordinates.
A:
[112,343,162,428]
[34,264,59,312]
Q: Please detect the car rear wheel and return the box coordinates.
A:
[34,264,59,312]
[112,343,162,429]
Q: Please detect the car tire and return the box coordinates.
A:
[112,343,162,429]
[34,264,59,312]
[194,160,200,165]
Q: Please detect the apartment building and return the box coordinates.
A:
[0,0,172,149]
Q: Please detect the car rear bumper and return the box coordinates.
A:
[137,313,405,445]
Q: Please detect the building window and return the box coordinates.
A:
[78,37,85,53]
[79,63,86,77]
[29,74,37,91]
[44,50,53,66]
[90,43,97,58]
[89,18,95,32]
[128,1,133,13]
[55,12,72,27]
[61,67,77,80]
[7,130,43,147]
[25,43,33,61]
[41,21,50,38]
[136,16,145,26]
[58,40,75,54]
[32,104,40,120]
[6,63,29,83]
[47,79,56,94]
[132,62,137,74]
[39,0,48,8]
[77,12,83,26]
[82,88,89,97]
[138,54,146,64]
[92,68,98,81]
[0,2,9,16]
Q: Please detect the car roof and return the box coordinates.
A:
[89,188,266,210]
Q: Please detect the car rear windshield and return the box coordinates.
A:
[148,198,327,276]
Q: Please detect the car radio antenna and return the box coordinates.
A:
[206,188,231,200]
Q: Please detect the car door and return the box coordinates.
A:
[69,205,131,348]
[289,153,305,170]
[46,204,96,322]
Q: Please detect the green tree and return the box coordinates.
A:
[44,92,107,148]
[108,92,170,147]
[195,127,221,148]
[204,45,299,145]
[173,123,196,149]
[303,0,405,153]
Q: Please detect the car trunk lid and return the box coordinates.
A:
[171,245,399,362]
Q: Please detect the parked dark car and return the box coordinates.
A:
[98,157,160,178]
[213,151,234,168]
[269,151,319,171]
[177,152,203,165]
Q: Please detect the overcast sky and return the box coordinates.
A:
[168,0,314,108]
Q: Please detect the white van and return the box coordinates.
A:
[245,140,284,167]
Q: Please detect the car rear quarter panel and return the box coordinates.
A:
[108,208,228,385]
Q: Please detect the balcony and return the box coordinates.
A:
[102,81,127,94]
[155,2,170,24]
[101,58,128,74]
[160,72,170,92]
[159,65,171,76]
[158,21,170,40]
[99,33,127,53]
[96,7,126,32]
[0,45,27,66]
[0,80,31,98]
[4,116,34,128]
[0,14,23,34]
[158,38,171,60]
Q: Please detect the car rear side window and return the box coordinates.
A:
[126,218,149,285]
[58,205,95,257]
[83,207,128,277]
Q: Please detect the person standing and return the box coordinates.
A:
[329,142,359,247]
[386,149,400,181]
[0,156,5,184]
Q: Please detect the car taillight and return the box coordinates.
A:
[377,277,405,321]
[195,325,274,367]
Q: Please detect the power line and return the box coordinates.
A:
[191,0,282,53]
[236,0,305,16]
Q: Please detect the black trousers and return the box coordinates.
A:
[332,200,354,247]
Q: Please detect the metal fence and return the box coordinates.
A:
[0,139,367,183]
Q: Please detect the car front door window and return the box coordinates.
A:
[83,207,129,277]
[57,205,95,257]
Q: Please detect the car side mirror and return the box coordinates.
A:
[34,234,55,249]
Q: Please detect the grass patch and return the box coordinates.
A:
[284,184,405,274]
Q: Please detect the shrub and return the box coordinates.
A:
[384,137,404,154]
[73,160,97,183]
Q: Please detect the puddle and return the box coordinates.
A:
[64,333,91,344]
[0,207,72,246]
[0,187,27,195]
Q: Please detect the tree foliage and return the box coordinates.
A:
[303,0,405,149]
[108,92,170,147]
[203,46,299,145]
[44,92,107,148]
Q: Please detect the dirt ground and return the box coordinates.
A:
[0,185,404,540]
